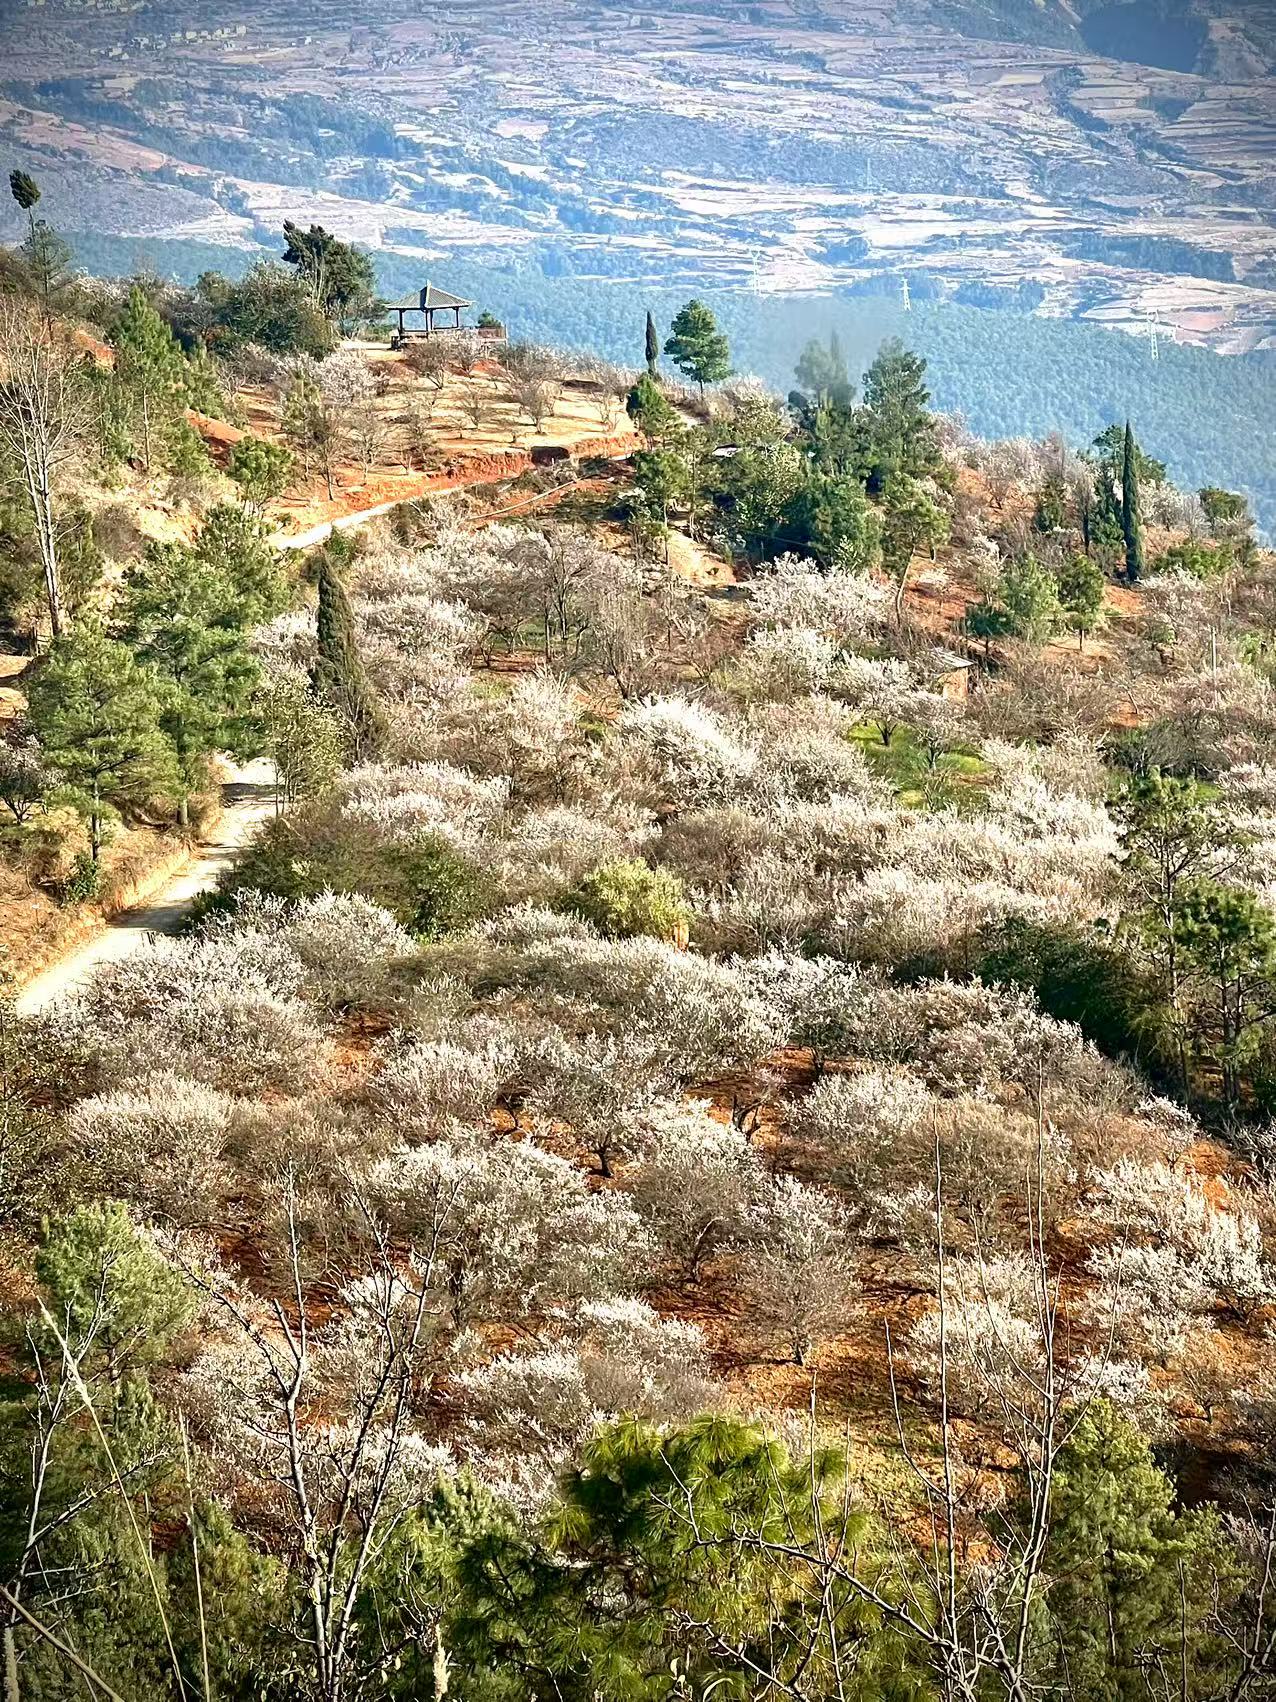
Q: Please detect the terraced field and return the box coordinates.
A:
[1,0,1273,350]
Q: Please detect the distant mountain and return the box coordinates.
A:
[1,0,1272,351]
[1,0,1273,517]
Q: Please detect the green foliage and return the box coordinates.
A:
[1001,552,1062,642]
[964,597,1013,654]
[115,524,274,803]
[8,170,40,213]
[162,415,212,480]
[1150,536,1234,579]
[7,173,74,321]
[971,552,1059,645]
[25,623,178,860]
[1041,1403,1240,1700]
[559,857,689,940]
[35,1202,194,1368]
[645,308,660,375]
[1032,471,1068,532]
[880,473,949,612]
[196,261,334,358]
[111,283,190,471]
[1056,550,1107,644]
[1121,420,1145,581]
[785,470,882,572]
[978,917,1152,1065]
[664,299,732,393]
[312,547,389,760]
[115,507,286,759]
[1198,485,1248,529]
[794,331,853,407]
[631,445,687,529]
[716,439,805,561]
[191,504,288,625]
[861,338,939,486]
[394,835,493,941]
[0,995,66,1239]
[1111,770,1250,1096]
[219,811,489,942]
[1094,422,1166,487]
[258,671,345,808]
[625,371,677,441]
[227,434,294,515]
[1175,880,1276,1110]
[452,1415,896,1701]
[59,848,100,905]
[281,220,378,328]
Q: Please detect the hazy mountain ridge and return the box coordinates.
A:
[1,0,1273,352]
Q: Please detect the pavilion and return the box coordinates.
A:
[386,282,474,341]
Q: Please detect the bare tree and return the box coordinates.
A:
[0,297,90,637]
[459,379,496,438]
[513,376,559,436]
[348,395,386,483]
[588,386,624,436]
[178,1172,451,1702]
[654,1151,1128,1702]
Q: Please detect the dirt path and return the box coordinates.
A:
[14,759,276,1016]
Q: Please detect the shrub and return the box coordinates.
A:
[209,809,493,942]
[393,835,493,940]
[978,916,1155,1068]
[69,1073,236,1228]
[558,858,689,942]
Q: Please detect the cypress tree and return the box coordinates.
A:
[1121,419,1145,581]
[312,547,387,759]
[644,310,659,377]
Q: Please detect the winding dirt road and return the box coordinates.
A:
[14,760,276,1017]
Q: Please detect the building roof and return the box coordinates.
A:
[931,647,974,673]
[386,282,474,313]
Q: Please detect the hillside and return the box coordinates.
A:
[9,245,1276,1697]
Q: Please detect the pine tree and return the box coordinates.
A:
[794,334,852,407]
[1121,419,1145,581]
[625,372,678,443]
[282,363,324,477]
[26,623,178,861]
[663,300,731,397]
[9,169,71,323]
[1056,551,1106,650]
[311,547,388,759]
[117,537,267,822]
[112,285,187,472]
[227,437,293,517]
[644,310,659,377]
[861,338,938,484]
[9,169,41,279]
[1044,1402,1231,1699]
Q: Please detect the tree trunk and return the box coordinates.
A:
[3,1622,19,1702]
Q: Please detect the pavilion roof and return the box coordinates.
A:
[386,282,473,313]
